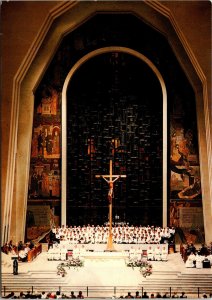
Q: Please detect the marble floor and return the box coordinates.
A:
[2,249,212,299]
[2,249,212,282]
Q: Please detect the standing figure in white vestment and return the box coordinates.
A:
[185,252,196,268]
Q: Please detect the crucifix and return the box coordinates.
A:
[96,159,126,251]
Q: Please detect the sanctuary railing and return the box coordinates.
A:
[1,285,212,299]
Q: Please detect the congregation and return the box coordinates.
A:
[3,290,212,299]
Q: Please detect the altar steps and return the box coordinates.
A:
[2,251,212,298]
[2,270,212,298]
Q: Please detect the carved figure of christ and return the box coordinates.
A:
[95,159,126,251]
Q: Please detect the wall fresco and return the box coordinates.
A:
[26,85,61,239]
[170,117,203,243]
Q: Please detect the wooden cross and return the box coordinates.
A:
[96,159,126,251]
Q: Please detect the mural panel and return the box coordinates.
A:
[27,85,61,240]
[170,115,203,243]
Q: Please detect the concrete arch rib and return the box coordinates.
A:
[62,46,168,227]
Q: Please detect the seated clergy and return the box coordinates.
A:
[154,246,162,261]
[19,248,28,262]
[147,246,154,261]
[73,246,80,259]
[161,246,168,261]
[60,246,67,261]
[129,247,135,259]
[195,252,204,269]
[53,247,61,260]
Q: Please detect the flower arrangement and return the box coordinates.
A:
[66,257,84,268]
[140,261,152,277]
[126,258,152,277]
[57,264,67,277]
[57,257,84,277]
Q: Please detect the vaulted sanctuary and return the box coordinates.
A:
[1,1,211,246]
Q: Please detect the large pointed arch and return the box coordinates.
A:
[62,46,167,227]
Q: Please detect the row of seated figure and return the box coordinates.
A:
[47,244,169,261]
[47,245,87,261]
[128,246,168,261]
[146,246,168,261]
[185,252,212,268]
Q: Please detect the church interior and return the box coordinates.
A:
[1,1,212,299]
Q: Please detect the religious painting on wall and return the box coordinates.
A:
[31,125,60,159]
[28,85,61,199]
[28,160,60,198]
[169,106,204,244]
[26,84,62,240]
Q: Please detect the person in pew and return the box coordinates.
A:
[76,291,84,299]
[70,291,77,299]
[24,291,32,299]
[162,292,169,298]
[4,291,15,298]
[202,293,208,298]
[155,292,162,298]
[48,292,56,298]
[142,291,149,298]
[125,292,134,298]
[18,291,26,298]
[41,291,47,299]
[56,291,61,299]
[135,291,142,298]
[179,292,187,298]
[172,292,179,298]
